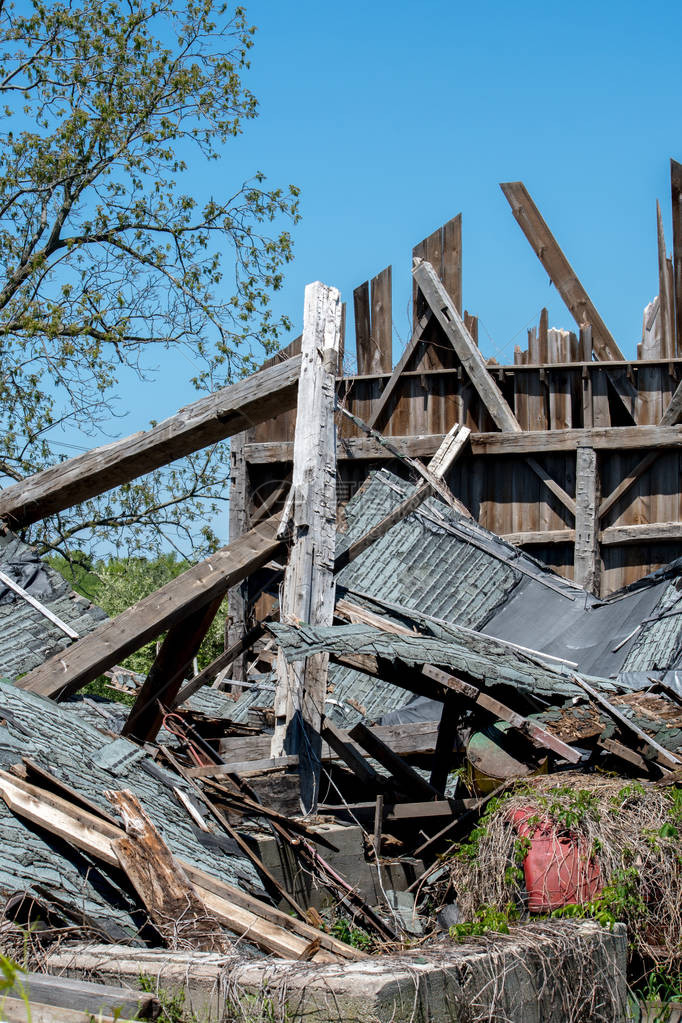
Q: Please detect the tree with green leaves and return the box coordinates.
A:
[0,0,299,566]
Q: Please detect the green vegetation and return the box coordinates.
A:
[0,0,300,565]
[449,903,519,941]
[47,550,227,699]
[329,916,373,952]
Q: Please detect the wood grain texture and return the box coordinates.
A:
[271,282,341,813]
[574,446,600,594]
[16,515,284,698]
[672,159,682,355]
[500,182,623,361]
[0,355,301,529]
[413,259,521,432]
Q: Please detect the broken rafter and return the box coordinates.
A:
[500,181,624,361]
[0,355,301,530]
[16,515,285,699]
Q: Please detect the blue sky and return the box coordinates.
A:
[223,0,680,369]
[51,1,682,523]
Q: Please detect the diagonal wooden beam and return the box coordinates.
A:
[0,355,301,530]
[526,456,577,518]
[500,182,624,362]
[365,313,431,430]
[16,515,284,699]
[412,259,522,432]
[122,594,225,743]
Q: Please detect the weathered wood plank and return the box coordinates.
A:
[246,423,682,463]
[16,515,284,699]
[365,313,431,430]
[500,182,624,361]
[226,430,250,685]
[525,457,576,517]
[321,718,383,788]
[574,446,600,594]
[334,424,470,573]
[353,280,372,373]
[672,159,682,355]
[657,199,676,359]
[122,595,225,743]
[271,282,341,814]
[370,266,393,373]
[348,721,440,800]
[503,529,575,546]
[107,788,229,952]
[0,356,301,530]
[600,521,682,545]
[598,450,660,519]
[413,259,521,432]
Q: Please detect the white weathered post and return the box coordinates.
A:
[271,282,341,813]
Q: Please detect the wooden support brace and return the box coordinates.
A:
[17,515,284,699]
[0,356,301,530]
[412,258,522,432]
[429,694,460,795]
[348,721,440,801]
[122,594,225,743]
[672,159,682,355]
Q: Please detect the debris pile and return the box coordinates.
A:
[1,172,682,1019]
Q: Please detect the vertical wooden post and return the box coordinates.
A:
[429,694,460,795]
[370,266,393,373]
[671,159,682,355]
[271,282,342,814]
[574,445,601,595]
[657,200,675,359]
[226,432,249,686]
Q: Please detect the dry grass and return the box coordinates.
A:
[434,773,682,968]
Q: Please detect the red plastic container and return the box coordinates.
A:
[509,807,602,911]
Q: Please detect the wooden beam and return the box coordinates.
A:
[106,788,228,952]
[334,424,470,573]
[573,677,680,769]
[660,377,682,426]
[321,718,383,788]
[500,182,624,361]
[672,159,682,355]
[0,355,301,530]
[353,280,371,373]
[525,457,577,518]
[600,521,682,545]
[122,594,224,743]
[348,721,440,801]
[413,258,522,432]
[502,529,575,546]
[365,313,431,430]
[16,515,284,699]
[173,613,275,707]
[598,450,660,519]
[246,423,682,463]
[370,266,392,373]
[574,446,600,594]
[429,694,459,795]
[657,199,676,359]
[271,282,341,814]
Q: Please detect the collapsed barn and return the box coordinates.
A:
[0,168,681,1021]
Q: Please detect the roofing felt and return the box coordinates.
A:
[0,680,267,940]
[0,528,107,680]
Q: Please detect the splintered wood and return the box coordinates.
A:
[271,281,342,812]
[106,789,229,953]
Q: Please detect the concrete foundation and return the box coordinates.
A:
[250,820,424,910]
[46,920,628,1022]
